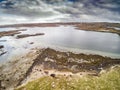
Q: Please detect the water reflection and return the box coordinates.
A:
[0,26,120,62]
[25,26,120,54]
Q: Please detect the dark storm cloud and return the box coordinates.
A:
[0,0,120,24]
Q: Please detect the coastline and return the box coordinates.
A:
[0,22,120,35]
[0,22,120,89]
[0,47,120,89]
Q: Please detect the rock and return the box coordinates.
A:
[50,74,56,78]
[0,45,4,49]
[44,71,49,74]
[0,51,7,56]
[29,42,34,44]
[6,79,9,82]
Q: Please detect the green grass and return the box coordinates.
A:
[16,66,120,90]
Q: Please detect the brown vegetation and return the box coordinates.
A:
[0,22,120,35]
[0,29,26,37]
[0,48,120,89]
[17,48,120,86]
[16,33,44,39]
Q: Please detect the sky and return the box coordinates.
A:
[0,0,120,25]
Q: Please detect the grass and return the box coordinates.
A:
[16,66,120,90]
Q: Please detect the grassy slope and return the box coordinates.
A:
[16,66,120,90]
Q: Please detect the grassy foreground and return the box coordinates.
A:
[16,66,120,90]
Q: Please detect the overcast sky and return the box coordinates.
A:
[0,0,120,25]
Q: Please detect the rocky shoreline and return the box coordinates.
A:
[0,29,44,57]
[0,47,120,90]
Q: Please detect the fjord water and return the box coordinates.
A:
[0,26,120,62]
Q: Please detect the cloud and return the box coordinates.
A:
[0,0,120,25]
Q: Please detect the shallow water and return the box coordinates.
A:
[22,26,120,54]
[0,26,120,63]
[114,27,120,30]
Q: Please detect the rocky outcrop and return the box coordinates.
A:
[17,48,120,86]
[16,33,44,39]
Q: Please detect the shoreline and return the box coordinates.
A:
[0,23,120,60]
[26,41,120,59]
[0,22,120,35]
[44,44,120,59]
[0,35,120,65]
[0,47,120,89]
[0,22,120,89]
